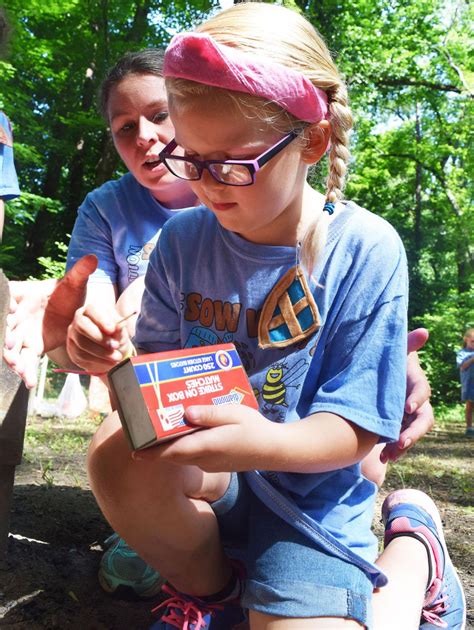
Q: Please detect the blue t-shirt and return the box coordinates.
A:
[456,348,474,401]
[66,172,196,295]
[135,201,408,567]
[0,112,21,200]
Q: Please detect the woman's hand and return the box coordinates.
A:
[380,327,434,463]
[3,255,97,387]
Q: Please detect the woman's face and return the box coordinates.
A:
[107,73,195,208]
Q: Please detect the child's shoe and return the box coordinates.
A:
[465,427,474,438]
[98,533,164,599]
[382,489,466,629]
[150,584,245,629]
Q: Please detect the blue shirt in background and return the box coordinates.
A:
[66,172,196,295]
[0,111,21,199]
[456,348,474,401]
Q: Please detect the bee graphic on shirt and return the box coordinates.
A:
[255,358,308,414]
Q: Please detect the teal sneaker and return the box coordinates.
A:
[383,489,466,629]
[98,534,164,599]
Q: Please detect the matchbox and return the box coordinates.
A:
[108,343,258,451]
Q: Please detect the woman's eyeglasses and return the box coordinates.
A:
[159,131,299,187]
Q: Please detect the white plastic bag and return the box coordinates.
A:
[56,373,88,418]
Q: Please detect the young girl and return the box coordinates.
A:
[86,4,465,629]
[456,327,474,437]
[3,43,436,610]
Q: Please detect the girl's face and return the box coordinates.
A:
[107,74,195,208]
[168,100,312,246]
[465,334,474,350]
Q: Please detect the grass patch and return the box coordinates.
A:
[24,413,103,455]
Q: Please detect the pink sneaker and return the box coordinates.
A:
[382,489,466,629]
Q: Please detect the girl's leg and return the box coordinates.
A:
[249,612,363,628]
[465,400,473,430]
[87,410,232,596]
[372,536,428,629]
[242,489,371,630]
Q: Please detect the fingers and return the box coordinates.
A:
[3,342,40,388]
[64,255,98,289]
[405,352,431,414]
[185,404,258,428]
[66,304,132,372]
[380,399,434,463]
[407,327,429,353]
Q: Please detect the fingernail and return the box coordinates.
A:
[131,450,144,461]
[185,406,200,421]
[407,402,416,414]
[402,438,412,449]
[106,339,119,349]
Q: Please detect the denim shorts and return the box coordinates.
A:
[211,473,373,628]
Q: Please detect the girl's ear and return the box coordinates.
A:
[301,120,331,165]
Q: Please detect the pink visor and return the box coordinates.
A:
[163,32,329,124]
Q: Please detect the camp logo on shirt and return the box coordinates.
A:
[126,242,155,282]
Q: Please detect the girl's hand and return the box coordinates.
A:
[134,404,279,472]
[66,303,133,374]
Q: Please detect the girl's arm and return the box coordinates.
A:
[136,404,379,474]
[460,355,474,371]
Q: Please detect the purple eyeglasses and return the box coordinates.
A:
[158,130,299,187]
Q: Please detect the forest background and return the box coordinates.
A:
[0,0,472,405]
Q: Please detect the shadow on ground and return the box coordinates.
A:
[0,485,158,629]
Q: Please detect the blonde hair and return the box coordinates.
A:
[166,2,353,272]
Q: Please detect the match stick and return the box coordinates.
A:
[117,310,138,326]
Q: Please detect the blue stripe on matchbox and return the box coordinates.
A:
[133,347,242,386]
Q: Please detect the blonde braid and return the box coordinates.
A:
[325,84,353,205]
[300,86,352,273]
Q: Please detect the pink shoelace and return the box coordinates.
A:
[422,587,449,629]
[152,584,224,630]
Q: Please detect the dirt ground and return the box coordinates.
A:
[0,413,472,629]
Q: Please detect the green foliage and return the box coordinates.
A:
[2,0,220,274]
[37,239,68,279]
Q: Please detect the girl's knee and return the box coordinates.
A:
[361,445,387,488]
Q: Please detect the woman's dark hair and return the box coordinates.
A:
[98,48,165,119]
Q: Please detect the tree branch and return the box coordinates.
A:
[436,47,473,96]
[370,76,468,95]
